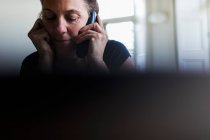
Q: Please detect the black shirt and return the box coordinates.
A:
[20,40,131,76]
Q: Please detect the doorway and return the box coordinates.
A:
[175,0,210,73]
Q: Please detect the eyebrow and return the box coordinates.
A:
[43,8,80,14]
[65,10,80,14]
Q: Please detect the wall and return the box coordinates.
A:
[146,0,177,73]
[0,0,41,75]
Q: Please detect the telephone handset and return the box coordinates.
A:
[76,11,97,58]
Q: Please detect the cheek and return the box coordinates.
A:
[69,16,89,37]
[67,25,83,37]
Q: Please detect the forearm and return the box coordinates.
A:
[38,53,53,74]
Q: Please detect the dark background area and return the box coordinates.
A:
[1,73,210,140]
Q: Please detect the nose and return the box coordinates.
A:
[56,17,67,34]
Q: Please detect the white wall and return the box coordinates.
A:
[0,0,41,75]
[146,0,177,73]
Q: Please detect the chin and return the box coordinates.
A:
[53,40,72,47]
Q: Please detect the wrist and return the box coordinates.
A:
[38,53,54,74]
[39,51,53,59]
[88,58,109,73]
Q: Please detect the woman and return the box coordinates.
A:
[20,0,135,77]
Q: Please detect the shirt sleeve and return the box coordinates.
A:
[19,52,39,77]
[103,40,131,72]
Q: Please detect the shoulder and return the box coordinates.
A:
[104,40,131,72]
[20,52,39,77]
[22,51,39,65]
[105,40,129,51]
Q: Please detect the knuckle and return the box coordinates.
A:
[28,30,36,38]
[102,36,108,43]
[96,34,101,39]
[28,33,34,40]
[28,30,34,36]
[93,23,98,29]
[101,34,107,40]
[28,32,31,38]
[91,37,95,42]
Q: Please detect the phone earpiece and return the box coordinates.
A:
[76,11,97,58]
[87,11,97,25]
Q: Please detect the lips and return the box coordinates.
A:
[55,39,70,42]
[52,34,71,41]
[53,36,71,42]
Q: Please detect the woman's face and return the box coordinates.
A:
[41,0,89,44]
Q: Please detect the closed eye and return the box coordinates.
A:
[65,15,80,23]
[43,11,56,20]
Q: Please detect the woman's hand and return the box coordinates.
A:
[28,19,53,74]
[74,15,109,72]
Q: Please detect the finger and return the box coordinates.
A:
[30,28,50,43]
[92,22,104,33]
[38,29,50,42]
[79,23,104,33]
[76,29,107,44]
[28,19,43,35]
[75,30,98,43]
[96,15,104,28]
[76,30,97,39]
[75,33,97,44]
[40,30,50,42]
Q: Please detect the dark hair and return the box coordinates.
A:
[40,0,99,14]
[86,0,99,14]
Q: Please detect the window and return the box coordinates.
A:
[98,0,134,19]
[106,22,134,56]
[98,0,146,70]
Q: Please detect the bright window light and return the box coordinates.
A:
[106,22,134,56]
[98,0,146,68]
[98,0,134,19]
